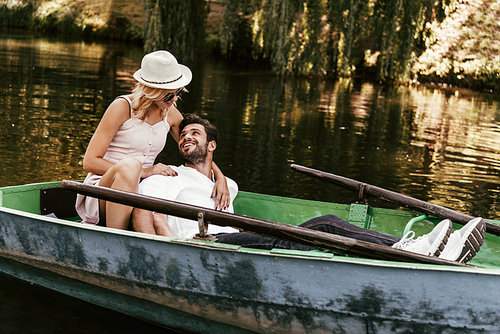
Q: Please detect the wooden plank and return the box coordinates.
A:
[61,180,468,267]
[290,164,500,236]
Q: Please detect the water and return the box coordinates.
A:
[1,29,500,332]
[0,273,177,334]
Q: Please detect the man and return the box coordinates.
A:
[132,114,486,263]
[132,114,238,238]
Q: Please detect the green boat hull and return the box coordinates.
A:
[1,181,500,333]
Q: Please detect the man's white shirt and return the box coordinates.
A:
[138,165,239,238]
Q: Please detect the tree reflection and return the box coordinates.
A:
[0,32,140,185]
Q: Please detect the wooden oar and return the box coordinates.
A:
[61,180,467,267]
[290,164,500,236]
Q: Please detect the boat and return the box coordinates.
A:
[1,165,500,333]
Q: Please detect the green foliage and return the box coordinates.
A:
[218,0,455,82]
[143,0,164,51]
[326,0,374,77]
[143,0,207,62]
[219,0,253,59]
[30,2,81,36]
[0,1,142,42]
[298,0,324,75]
[99,13,142,42]
[0,1,35,28]
[2,0,497,91]
[414,0,500,92]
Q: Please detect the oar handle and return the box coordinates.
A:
[61,180,467,266]
[290,164,500,236]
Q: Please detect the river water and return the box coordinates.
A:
[1,29,500,332]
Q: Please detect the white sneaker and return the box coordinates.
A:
[392,219,452,256]
[439,217,486,263]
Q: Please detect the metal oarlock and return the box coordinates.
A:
[194,212,216,240]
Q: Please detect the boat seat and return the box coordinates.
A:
[40,187,78,219]
[348,203,371,229]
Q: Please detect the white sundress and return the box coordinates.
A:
[75,95,170,224]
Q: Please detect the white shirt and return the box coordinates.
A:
[138,165,239,238]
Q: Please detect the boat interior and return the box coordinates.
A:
[2,181,500,268]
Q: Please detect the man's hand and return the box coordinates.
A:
[212,177,230,210]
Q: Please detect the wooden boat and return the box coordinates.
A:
[1,166,500,333]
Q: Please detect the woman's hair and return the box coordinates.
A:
[130,83,186,121]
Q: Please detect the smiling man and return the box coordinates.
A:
[132,113,239,237]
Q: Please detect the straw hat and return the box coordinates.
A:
[133,50,192,89]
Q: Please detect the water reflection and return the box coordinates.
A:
[1,30,500,220]
[0,30,141,186]
[180,70,500,218]
[407,88,500,216]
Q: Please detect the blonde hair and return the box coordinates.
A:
[130,83,184,121]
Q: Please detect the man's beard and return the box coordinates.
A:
[180,141,209,165]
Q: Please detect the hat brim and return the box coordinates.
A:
[133,64,192,90]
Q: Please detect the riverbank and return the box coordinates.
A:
[413,0,500,93]
[0,0,144,43]
[1,0,498,92]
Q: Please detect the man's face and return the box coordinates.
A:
[179,123,211,164]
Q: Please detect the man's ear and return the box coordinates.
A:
[208,140,216,152]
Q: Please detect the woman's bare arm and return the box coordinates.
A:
[83,98,131,175]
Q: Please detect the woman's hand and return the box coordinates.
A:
[141,163,178,179]
[212,176,230,210]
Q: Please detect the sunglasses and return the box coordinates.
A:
[162,88,184,103]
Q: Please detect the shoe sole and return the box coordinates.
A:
[432,233,449,257]
[457,218,486,263]
[429,220,452,257]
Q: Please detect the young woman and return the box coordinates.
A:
[76,50,229,229]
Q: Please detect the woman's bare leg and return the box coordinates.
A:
[98,158,142,229]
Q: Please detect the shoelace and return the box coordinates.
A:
[392,230,416,249]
